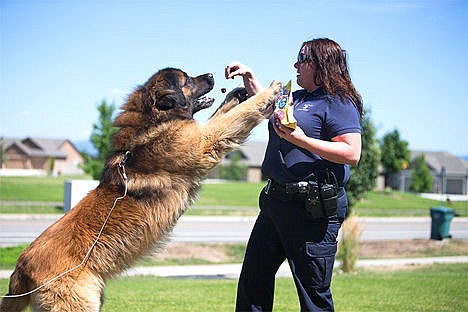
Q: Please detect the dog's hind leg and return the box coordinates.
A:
[0,295,29,312]
[0,269,31,312]
[29,273,104,312]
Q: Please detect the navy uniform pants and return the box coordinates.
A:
[235,186,348,312]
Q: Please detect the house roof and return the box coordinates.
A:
[2,137,71,159]
[237,140,267,167]
[411,151,468,175]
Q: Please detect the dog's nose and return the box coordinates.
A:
[206,73,215,85]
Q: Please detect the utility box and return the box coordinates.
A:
[63,180,99,212]
[430,207,455,240]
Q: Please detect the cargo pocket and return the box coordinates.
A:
[337,190,348,221]
[305,241,337,289]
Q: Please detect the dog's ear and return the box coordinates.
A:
[154,90,187,110]
[155,90,186,111]
[141,87,155,114]
[142,88,187,112]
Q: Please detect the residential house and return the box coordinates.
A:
[398,151,468,195]
[1,137,84,176]
[207,141,267,182]
[235,141,268,182]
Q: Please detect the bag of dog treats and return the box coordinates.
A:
[274,80,296,129]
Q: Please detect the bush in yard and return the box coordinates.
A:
[218,151,247,181]
[409,154,433,193]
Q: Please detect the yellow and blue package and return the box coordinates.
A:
[274,80,296,129]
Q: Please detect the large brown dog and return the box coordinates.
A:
[1,68,281,311]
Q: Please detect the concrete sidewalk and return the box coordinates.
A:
[1,256,467,280]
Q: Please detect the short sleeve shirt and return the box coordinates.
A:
[261,88,361,186]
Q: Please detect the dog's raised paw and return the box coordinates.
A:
[269,80,282,95]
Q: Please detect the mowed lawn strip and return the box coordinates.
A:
[2,263,464,311]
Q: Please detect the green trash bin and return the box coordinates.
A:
[430,207,455,240]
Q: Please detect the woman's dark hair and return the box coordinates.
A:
[302,38,363,119]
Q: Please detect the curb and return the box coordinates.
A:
[2,256,467,280]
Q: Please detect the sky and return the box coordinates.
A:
[1,0,467,156]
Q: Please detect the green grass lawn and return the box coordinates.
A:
[353,189,468,217]
[1,264,465,311]
[0,175,90,202]
[64,263,468,312]
[1,176,467,216]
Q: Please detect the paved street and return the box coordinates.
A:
[1,215,467,246]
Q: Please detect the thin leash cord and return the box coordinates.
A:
[1,165,128,299]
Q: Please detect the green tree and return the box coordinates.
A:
[81,100,117,180]
[346,109,380,210]
[380,129,410,189]
[409,154,433,193]
[218,151,248,181]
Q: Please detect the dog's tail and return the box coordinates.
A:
[0,269,30,312]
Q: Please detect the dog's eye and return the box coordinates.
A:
[185,77,194,87]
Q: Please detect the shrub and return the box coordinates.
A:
[338,213,362,273]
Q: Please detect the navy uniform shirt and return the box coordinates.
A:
[261,88,361,186]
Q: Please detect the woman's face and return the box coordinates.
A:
[294,47,319,91]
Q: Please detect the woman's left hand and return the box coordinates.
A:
[273,115,306,145]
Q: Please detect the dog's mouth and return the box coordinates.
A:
[189,73,215,115]
[192,95,215,114]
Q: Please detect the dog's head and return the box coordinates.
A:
[112,68,215,150]
[140,68,215,119]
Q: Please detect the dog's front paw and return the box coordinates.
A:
[258,80,282,118]
[269,80,283,95]
[209,87,248,118]
[227,87,249,103]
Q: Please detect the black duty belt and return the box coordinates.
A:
[265,179,309,202]
[264,178,344,203]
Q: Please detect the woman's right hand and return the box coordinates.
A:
[224,61,262,96]
[225,61,252,79]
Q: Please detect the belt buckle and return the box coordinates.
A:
[297,181,309,193]
[265,179,272,195]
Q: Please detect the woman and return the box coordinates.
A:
[225,38,362,311]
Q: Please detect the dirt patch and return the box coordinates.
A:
[359,239,468,258]
[151,239,468,263]
[151,243,234,263]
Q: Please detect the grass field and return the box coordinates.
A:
[0,176,90,202]
[1,264,466,311]
[1,176,467,216]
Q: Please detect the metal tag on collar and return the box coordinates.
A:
[265,179,271,195]
[118,151,131,180]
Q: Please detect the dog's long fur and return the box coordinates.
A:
[0,68,280,311]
